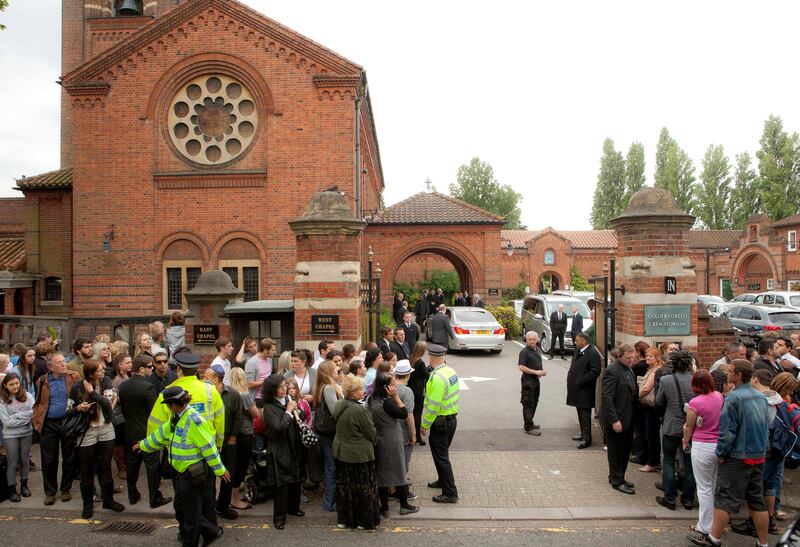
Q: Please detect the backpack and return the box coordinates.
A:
[773,401,800,468]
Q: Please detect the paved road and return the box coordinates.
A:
[442,340,594,452]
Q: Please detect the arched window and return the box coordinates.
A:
[219,238,261,302]
[543,249,555,266]
[44,276,62,302]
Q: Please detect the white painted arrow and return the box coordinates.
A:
[458,376,497,390]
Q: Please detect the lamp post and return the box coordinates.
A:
[375,263,382,339]
[367,246,374,342]
[506,241,514,257]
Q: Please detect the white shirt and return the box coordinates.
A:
[312,356,324,370]
[709,356,728,372]
[781,353,800,370]
[211,356,231,386]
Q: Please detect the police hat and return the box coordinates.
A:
[161,386,189,404]
[173,351,201,368]
[427,344,447,356]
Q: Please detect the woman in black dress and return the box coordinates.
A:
[407,341,430,446]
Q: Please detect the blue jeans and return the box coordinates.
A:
[318,434,336,511]
[662,433,696,505]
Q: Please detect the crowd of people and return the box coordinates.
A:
[0,310,461,545]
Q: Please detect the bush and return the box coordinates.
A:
[570,266,592,291]
[379,308,396,329]
[488,305,521,340]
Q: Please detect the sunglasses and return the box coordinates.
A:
[145,364,155,369]
[155,360,168,364]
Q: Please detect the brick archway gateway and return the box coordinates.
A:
[732,245,780,292]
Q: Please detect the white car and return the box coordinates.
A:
[753,291,800,311]
[427,306,505,354]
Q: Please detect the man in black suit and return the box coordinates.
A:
[400,311,420,351]
[600,343,638,495]
[391,326,411,360]
[393,292,404,325]
[566,333,601,448]
[377,325,394,354]
[569,305,584,344]
[149,348,177,394]
[549,304,568,359]
[118,354,171,508]
[415,291,431,327]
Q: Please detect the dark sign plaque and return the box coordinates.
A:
[747,283,761,291]
[488,288,499,296]
[194,324,219,345]
[311,314,339,336]
[664,277,677,295]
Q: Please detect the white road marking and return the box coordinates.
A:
[458,376,497,391]
[512,340,525,348]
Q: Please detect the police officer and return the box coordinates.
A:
[420,343,459,503]
[135,386,229,547]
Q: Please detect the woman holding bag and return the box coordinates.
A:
[637,347,662,473]
[312,360,343,512]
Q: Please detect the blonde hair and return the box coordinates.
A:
[0,354,9,372]
[275,351,292,376]
[109,340,129,361]
[341,374,365,400]
[229,367,248,394]
[92,342,109,360]
[93,334,111,344]
[285,377,301,398]
[312,360,342,405]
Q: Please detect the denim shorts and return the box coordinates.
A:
[763,451,785,497]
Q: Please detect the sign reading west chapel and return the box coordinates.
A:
[643,305,692,336]
[311,314,339,336]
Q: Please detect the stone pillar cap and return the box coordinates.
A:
[185,270,244,296]
[289,190,366,235]
[611,187,695,225]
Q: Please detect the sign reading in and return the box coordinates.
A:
[194,324,219,345]
[664,277,677,295]
[643,305,692,336]
[311,314,339,336]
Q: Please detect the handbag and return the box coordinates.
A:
[294,410,318,448]
[672,374,691,454]
[62,410,90,441]
[313,399,337,437]
[637,369,656,407]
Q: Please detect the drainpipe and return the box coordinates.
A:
[354,71,366,220]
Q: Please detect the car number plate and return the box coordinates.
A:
[474,330,490,335]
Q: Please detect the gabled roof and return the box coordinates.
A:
[502,230,537,248]
[560,230,617,249]
[773,214,800,228]
[15,168,73,190]
[688,230,742,249]
[500,229,741,250]
[369,192,506,225]
[62,0,362,86]
[0,238,25,270]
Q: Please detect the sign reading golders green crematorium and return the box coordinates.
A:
[643,305,692,336]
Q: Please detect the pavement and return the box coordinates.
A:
[2,339,799,541]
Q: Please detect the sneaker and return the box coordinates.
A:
[337,524,347,529]
[686,533,719,546]
[406,491,418,501]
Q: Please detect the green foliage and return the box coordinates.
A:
[429,270,460,299]
[0,0,7,30]
[722,282,734,301]
[590,138,626,228]
[729,152,758,229]
[487,305,521,340]
[694,144,732,229]
[569,266,592,291]
[392,280,419,309]
[654,127,675,190]
[379,308,396,329]
[654,128,696,214]
[755,115,800,222]
[449,157,523,229]
[623,142,646,203]
[502,280,528,302]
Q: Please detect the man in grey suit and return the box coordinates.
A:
[429,304,452,348]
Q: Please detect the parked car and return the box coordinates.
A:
[753,291,800,310]
[722,304,800,335]
[552,290,594,305]
[426,306,505,354]
[705,301,738,317]
[732,293,757,303]
[510,299,524,319]
[521,294,593,354]
[698,295,726,308]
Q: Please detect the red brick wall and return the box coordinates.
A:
[394,253,455,285]
[695,312,737,370]
[0,198,25,237]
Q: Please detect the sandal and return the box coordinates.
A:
[689,525,705,534]
[775,510,787,521]
[638,465,658,473]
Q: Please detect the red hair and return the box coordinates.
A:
[691,369,715,395]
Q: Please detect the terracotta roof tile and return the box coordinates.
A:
[502,230,538,248]
[0,238,25,270]
[688,230,741,249]
[559,230,617,248]
[15,168,73,190]
[501,229,742,250]
[370,192,506,225]
[773,214,800,228]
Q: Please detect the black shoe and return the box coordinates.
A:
[427,480,441,489]
[8,485,20,503]
[81,504,93,519]
[103,499,125,512]
[524,429,542,436]
[769,518,780,535]
[399,505,419,515]
[532,424,541,430]
[273,522,285,530]
[571,435,583,441]
[612,484,635,495]
[202,526,224,547]
[20,480,30,498]
[216,507,238,520]
[128,491,141,505]
[655,496,676,510]
[730,518,757,538]
[432,495,458,504]
[686,533,718,546]
[292,510,305,517]
[417,440,426,446]
[683,502,694,511]
[150,496,172,509]
[577,442,590,449]
[380,509,390,519]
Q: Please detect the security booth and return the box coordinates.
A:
[224,300,294,355]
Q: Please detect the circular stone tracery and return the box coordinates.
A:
[168,75,258,166]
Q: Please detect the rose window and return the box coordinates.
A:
[168,75,258,166]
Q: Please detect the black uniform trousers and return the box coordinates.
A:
[174,462,218,547]
[429,414,458,498]
[576,407,593,444]
[125,445,163,505]
[39,417,77,496]
[604,424,634,487]
[521,380,541,431]
[550,333,566,358]
[216,443,237,511]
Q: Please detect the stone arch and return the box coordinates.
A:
[537,270,563,294]
[732,244,779,290]
[211,231,266,266]
[155,232,210,264]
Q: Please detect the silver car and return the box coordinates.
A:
[521,295,593,354]
[427,306,505,354]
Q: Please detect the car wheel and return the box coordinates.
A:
[539,334,551,354]
[490,349,502,355]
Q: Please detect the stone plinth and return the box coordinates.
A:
[611,188,698,350]
[289,191,365,352]
[185,270,243,364]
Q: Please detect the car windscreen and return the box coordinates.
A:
[453,310,494,323]
[791,296,800,307]
[769,312,800,325]
[548,300,590,318]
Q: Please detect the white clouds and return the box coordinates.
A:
[1,1,798,229]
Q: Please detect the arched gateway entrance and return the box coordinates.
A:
[732,246,780,293]
[363,192,505,306]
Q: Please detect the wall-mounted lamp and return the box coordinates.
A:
[102,225,115,253]
[506,242,514,257]
[734,277,739,286]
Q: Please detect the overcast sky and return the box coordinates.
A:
[1,0,799,230]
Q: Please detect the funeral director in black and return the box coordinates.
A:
[549,304,568,359]
[518,331,547,436]
[565,332,601,449]
[599,343,638,495]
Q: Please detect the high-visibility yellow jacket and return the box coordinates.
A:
[421,363,460,430]
[147,376,225,449]
[139,405,226,476]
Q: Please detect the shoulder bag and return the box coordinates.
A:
[672,374,690,454]
[637,369,656,407]
[313,397,337,437]
[294,410,318,448]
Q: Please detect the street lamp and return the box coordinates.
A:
[506,241,514,257]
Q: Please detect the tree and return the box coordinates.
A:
[0,1,7,30]
[755,115,800,222]
[590,138,626,229]
[654,128,696,213]
[729,152,758,229]
[623,142,646,203]
[654,127,676,190]
[693,144,732,229]
[449,157,522,228]
[569,266,592,291]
